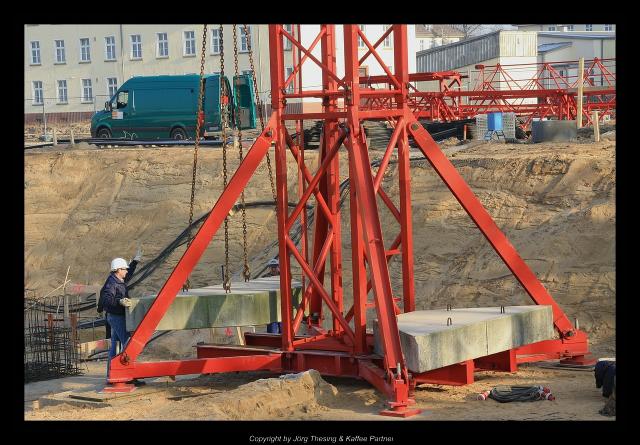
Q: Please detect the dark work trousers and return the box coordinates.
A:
[106,313,129,380]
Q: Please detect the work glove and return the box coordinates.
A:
[132,246,143,262]
[119,298,132,307]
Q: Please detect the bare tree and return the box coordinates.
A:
[450,24,483,39]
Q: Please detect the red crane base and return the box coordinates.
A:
[379,399,421,418]
[102,382,136,393]
[559,355,597,366]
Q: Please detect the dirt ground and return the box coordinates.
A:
[24,360,612,421]
[24,123,615,420]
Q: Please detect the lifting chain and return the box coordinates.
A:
[242,24,276,204]
[183,24,208,292]
[220,24,231,292]
[233,25,251,282]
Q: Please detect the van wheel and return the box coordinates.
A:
[171,128,187,140]
[97,128,112,139]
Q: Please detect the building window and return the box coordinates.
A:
[57,80,68,104]
[604,24,613,31]
[585,24,593,31]
[282,24,292,50]
[285,67,294,93]
[30,41,41,65]
[419,40,424,51]
[105,36,116,60]
[130,35,142,59]
[211,27,220,54]
[32,81,43,105]
[567,25,574,31]
[80,38,91,62]
[81,79,93,102]
[548,26,556,31]
[107,77,118,97]
[55,40,65,63]
[157,32,168,57]
[383,25,392,48]
[358,25,366,48]
[184,30,196,56]
[240,25,252,52]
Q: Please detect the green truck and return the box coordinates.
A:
[91,74,256,140]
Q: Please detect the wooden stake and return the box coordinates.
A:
[210,327,216,343]
[577,58,585,128]
[593,111,600,142]
[63,266,70,327]
[236,326,245,345]
[52,128,57,145]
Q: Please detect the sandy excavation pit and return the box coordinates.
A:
[24,122,615,419]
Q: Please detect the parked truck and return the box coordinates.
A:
[91,74,256,140]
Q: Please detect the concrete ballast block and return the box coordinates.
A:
[531,120,577,142]
[125,276,303,332]
[373,306,555,373]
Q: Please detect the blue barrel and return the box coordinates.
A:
[266,322,281,333]
[487,112,503,131]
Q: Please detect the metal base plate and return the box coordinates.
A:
[379,407,422,418]
[102,383,136,393]
[560,355,597,366]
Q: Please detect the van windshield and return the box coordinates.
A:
[113,91,128,109]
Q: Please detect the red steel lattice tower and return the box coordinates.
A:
[105,25,594,417]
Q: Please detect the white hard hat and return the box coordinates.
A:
[267,258,279,267]
[110,257,129,271]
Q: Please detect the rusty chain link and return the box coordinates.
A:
[220,25,231,292]
[233,25,251,281]
[243,24,276,204]
[183,24,208,292]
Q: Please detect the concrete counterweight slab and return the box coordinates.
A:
[125,276,303,332]
[373,306,555,373]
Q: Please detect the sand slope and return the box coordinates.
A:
[24,138,615,355]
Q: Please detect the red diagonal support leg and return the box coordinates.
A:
[347,131,404,372]
[406,117,593,364]
[106,117,277,385]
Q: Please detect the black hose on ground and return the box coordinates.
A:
[488,385,552,402]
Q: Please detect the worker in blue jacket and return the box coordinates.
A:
[99,248,143,385]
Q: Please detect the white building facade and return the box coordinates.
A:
[26,24,417,121]
[25,24,295,121]
[516,24,615,33]
[298,25,417,112]
[415,25,464,52]
[537,32,616,86]
[415,31,539,93]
